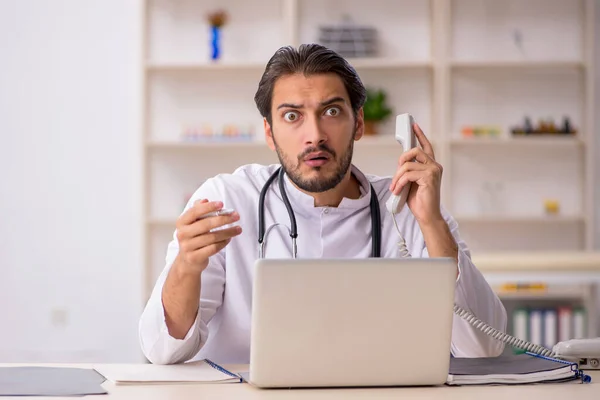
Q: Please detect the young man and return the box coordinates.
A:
[139,44,507,365]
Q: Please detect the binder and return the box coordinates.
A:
[543,309,557,349]
[447,352,590,385]
[558,306,572,342]
[511,308,529,354]
[529,309,543,346]
[573,308,586,339]
[512,308,528,342]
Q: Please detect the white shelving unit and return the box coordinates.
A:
[141,1,596,305]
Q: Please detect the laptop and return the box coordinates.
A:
[246,257,457,388]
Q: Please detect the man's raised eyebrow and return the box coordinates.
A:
[320,96,346,107]
[277,102,303,110]
[276,97,346,110]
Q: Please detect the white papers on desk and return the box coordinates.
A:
[94,360,241,385]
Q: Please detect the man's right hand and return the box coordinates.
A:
[174,199,242,274]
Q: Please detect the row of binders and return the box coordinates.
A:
[511,306,587,350]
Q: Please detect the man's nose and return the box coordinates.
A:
[303,116,327,146]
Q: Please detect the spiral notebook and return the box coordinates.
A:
[447,352,589,385]
[94,359,242,385]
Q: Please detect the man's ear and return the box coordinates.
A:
[264,118,276,151]
[354,108,364,141]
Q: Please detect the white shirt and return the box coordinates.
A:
[139,163,507,365]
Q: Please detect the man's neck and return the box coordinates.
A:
[308,170,362,207]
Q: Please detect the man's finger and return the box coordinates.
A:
[179,200,223,226]
[187,213,240,237]
[389,162,427,191]
[413,123,435,160]
[398,147,433,166]
[392,171,421,196]
[182,226,242,252]
[191,238,232,263]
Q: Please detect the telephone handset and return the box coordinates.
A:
[386,113,600,368]
[385,113,416,215]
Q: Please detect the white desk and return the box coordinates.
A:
[1,364,599,399]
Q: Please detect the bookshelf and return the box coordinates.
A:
[141,0,597,342]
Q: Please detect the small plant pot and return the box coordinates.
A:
[364,120,379,135]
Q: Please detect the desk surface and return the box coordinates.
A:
[1,363,599,400]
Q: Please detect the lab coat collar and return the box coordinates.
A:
[281,164,373,218]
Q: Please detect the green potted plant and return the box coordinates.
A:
[362,88,392,135]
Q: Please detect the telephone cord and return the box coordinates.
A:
[390,210,557,358]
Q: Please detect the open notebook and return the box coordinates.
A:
[447,353,589,385]
[94,360,242,385]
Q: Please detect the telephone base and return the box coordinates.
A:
[561,357,600,370]
[553,337,600,369]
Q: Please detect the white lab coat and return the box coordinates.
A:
[139,163,507,365]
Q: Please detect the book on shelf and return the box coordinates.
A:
[510,306,587,354]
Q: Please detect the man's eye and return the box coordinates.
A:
[325,107,340,116]
[284,111,299,122]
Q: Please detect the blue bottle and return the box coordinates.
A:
[211,25,220,61]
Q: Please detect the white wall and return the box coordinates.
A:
[0,0,143,362]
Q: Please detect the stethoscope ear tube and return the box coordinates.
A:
[278,167,298,239]
[258,166,281,246]
[369,185,381,258]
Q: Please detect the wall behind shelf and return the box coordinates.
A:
[298,0,431,61]
[148,0,286,63]
[148,68,266,141]
[451,0,583,62]
[451,67,583,138]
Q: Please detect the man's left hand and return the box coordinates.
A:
[389,123,443,226]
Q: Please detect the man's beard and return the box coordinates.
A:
[273,129,355,193]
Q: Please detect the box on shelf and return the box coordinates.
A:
[181,123,256,143]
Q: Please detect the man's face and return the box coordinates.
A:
[264,73,364,193]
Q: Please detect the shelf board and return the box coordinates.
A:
[146,135,405,150]
[450,60,585,70]
[146,61,266,71]
[492,283,591,300]
[472,251,600,273]
[450,135,583,148]
[147,58,431,72]
[146,139,268,149]
[346,58,431,69]
[454,215,584,224]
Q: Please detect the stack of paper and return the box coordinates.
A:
[94,360,242,385]
[447,354,580,385]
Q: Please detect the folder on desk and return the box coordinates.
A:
[94,359,241,385]
[0,366,107,396]
[447,353,588,385]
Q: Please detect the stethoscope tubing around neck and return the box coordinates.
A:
[257,166,381,259]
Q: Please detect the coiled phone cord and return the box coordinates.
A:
[453,304,556,357]
[391,210,557,358]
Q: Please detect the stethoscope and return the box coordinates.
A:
[257,166,381,259]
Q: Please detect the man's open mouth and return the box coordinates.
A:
[304,152,331,167]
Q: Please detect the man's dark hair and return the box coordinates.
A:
[254,44,367,126]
